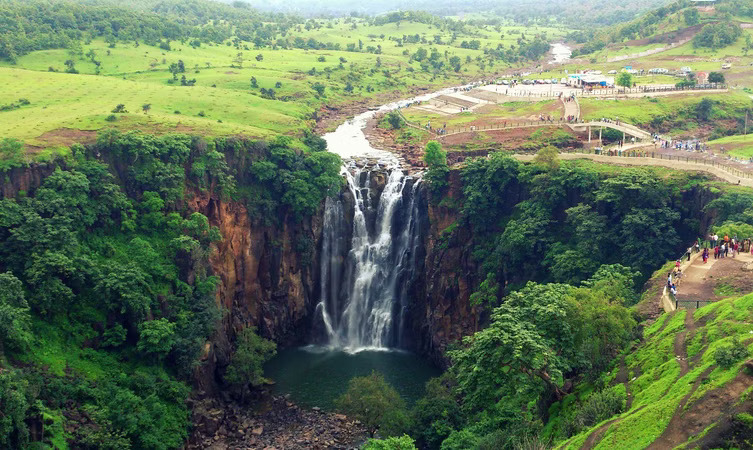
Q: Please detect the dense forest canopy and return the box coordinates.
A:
[0,130,341,448]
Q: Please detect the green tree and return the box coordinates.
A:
[137,318,176,359]
[532,145,560,171]
[683,8,700,26]
[411,375,463,449]
[423,141,449,196]
[616,72,632,88]
[386,111,403,129]
[225,327,277,401]
[450,283,575,409]
[0,272,31,353]
[335,371,408,437]
[708,72,725,84]
[141,103,151,114]
[693,23,742,49]
[0,369,31,449]
[696,98,713,121]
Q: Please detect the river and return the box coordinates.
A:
[550,42,573,64]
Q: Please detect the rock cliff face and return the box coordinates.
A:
[187,192,323,394]
[0,162,60,198]
[408,170,481,367]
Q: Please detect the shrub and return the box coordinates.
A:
[562,388,625,436]
[335,371,408,437]
[312,82,326,96]
[105,114,117,122]
[362,435,417,450]
[441,429,480,450]
[225,327,276,401]
[714,338,749,368]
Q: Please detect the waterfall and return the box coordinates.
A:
[316,165,425,351]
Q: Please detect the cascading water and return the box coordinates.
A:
[316,164,425,351]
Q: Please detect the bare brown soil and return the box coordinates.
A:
[27,128,97,153]
[440,126,575,148]
[706,255,753,298]
[619,24,704,47]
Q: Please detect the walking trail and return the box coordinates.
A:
[675,251,753,307]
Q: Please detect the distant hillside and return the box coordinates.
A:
[570,0,746,56]
[227,0,675,26]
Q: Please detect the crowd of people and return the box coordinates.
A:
[667,233,752,299]
[706,233,752,261]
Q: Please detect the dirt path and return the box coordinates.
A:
[673,310,697,376]
[647,369,753,450]
[675,255,719,305]
[615,355,634,410]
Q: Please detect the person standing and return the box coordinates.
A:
[703,247,709,264]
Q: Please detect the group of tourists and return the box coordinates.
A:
[424,121,449,134]
[667,268,680,297]
[655,138,708,152]
[598,117,622,126]
[704,233,753,262]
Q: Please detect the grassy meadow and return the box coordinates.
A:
[707,133,753,159]
[0,19,569,155]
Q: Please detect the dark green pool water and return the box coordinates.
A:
[264,346,441,410]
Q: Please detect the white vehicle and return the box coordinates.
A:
[722,63,732,69]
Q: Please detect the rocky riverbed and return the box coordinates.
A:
[188,394,367,449]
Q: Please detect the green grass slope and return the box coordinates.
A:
[549,292,753,449]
